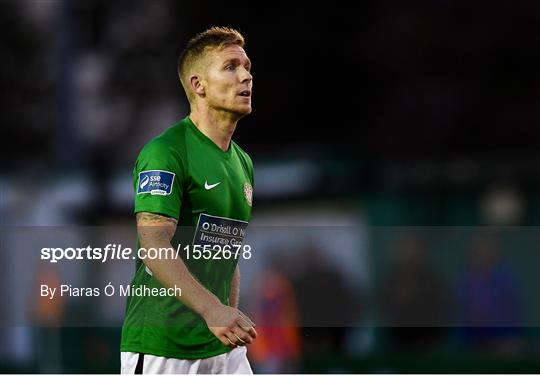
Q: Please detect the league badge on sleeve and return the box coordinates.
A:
[137,170,175,195]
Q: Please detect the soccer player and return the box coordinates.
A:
[120,27,257,374]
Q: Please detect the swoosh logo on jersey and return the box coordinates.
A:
[140,175,150,189]
[204,180,221,190]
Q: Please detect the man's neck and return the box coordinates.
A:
[189,107,238,152]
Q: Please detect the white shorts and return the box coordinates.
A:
[120,347,253,374]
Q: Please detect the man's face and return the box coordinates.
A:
[202,45,253,116]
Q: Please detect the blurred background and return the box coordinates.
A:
[2,0,540,373]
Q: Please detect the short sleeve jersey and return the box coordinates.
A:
[120,116,254,359]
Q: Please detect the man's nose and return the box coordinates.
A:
[240,68,253,83]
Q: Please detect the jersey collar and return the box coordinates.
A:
[185,116,233,160]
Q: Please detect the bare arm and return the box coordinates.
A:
[136,212,257,346]
[229,265,240,308]
[137,212,220,316]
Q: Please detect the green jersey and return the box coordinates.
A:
[121,116,254,359]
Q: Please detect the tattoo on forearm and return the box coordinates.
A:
[136,212,178,242]
[137,212,178,226]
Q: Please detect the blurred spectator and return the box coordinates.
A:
[290,246,359,356]
[377,232,450,351]
[30,265,65,372]
[480,185,525,226]
[455,234,526,355]
[248,266,301,373]
[31,265,65,326]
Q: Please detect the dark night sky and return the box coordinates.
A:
[2,1,540,168]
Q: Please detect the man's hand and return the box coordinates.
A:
[202,303,257,348]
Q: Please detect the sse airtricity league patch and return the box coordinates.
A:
[137,170,175,196]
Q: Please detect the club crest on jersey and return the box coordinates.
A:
[137,170,175,195]
[243,182,253,207]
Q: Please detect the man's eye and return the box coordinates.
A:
[225,65,235,71]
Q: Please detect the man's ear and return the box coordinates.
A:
[190,75,205,97]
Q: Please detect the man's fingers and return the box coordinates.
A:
[214,328,237,348]
[218,335,231,347]
[222,334,237,348]
[235,316,253,331]
[247,326,257,339]
[238,311,256,327]
[224,331,241,347]
[233,333,247,346]
[239,313,258,338]
[235,317,257,339]
[232,327,252,345]
[236,311,256,329]
[208,309,257,346]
